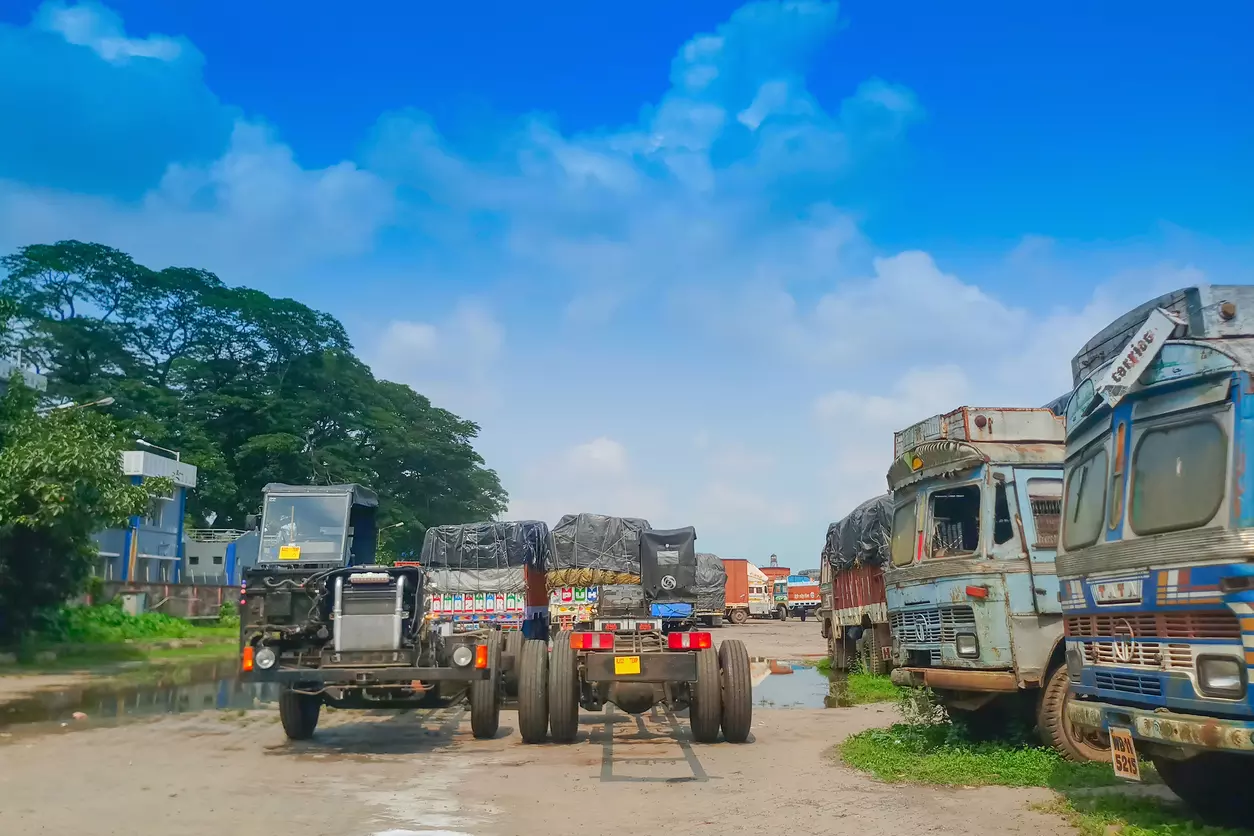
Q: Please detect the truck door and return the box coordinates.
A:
[1011,467,1064,615]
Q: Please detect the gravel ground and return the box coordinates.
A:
[0,620,1072,836]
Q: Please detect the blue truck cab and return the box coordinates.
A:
[886,406,1105,759]
[1060,285,1254,825]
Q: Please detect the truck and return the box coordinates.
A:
[778,577,821,621]
[883,406,1099,761]
[819,493,893,675]
[721,558,773,624]
[695,552,728,627]
[238,484,525,741]
[1058,285,1254,825]
[515,526,754,745]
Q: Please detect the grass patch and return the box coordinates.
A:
[840,722,1246,835]
[843,672,902,705]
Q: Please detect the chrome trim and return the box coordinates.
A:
[1058,527,1254,577]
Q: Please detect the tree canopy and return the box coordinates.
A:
[0,240,508,560]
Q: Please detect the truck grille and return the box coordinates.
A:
[890,605,976,644]
[1094,670,1162,697]
[1080,640,1194,671]
[1064,611,1240,641]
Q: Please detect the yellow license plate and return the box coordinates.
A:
[1109,726,1141,781]
[278,545,301,561]
[614,655,641,675]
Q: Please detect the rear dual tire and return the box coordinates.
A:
[718,639,753,743]
[469,639,502,740]
[518,638,550,744]
[279,687,321,741]
[548,631,580,744]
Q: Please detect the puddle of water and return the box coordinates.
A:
[0,659,277,731]
[750,659,851,709]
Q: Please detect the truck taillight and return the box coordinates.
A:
[569,632,614,650]
[667,632,712,650]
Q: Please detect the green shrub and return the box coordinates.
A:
[37,602,195,643]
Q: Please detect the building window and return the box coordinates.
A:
[213,555,223,565]
[1063,444,1107,550]
[189,555,200,566]
[1130,419,1227,535]
[929,486,981,558]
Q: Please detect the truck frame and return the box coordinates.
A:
[239,484,510,741]
[516,527,754,744]
[1059,285,1254,826]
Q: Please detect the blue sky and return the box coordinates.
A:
[1,0,1251,567]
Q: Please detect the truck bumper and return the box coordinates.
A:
[890,666,1019,692]
[583,651,698,683]
[243,664,502,686]
[1067,699,1254,754]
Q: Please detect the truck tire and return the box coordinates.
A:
[690,647,722,743]
[799,608,808,622]
[729,608,748,625]
[1038,664,1110,762]
[470,638,502,739]
[861,624,887,675]
[548,631,580,744]
[777,605,788,621]
[279,687,321,741]
[711,615,724,628]
[501,629,522,698]
[517,638,549,744]
[1154,753,1251,827]
[830,631,850,671]
[718,639,753,743]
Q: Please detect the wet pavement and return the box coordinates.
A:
[0,657,848,735]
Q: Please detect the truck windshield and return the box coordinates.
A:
[1129,418,1227,535]
[260,494,351,562]
[890,499,917,567]
[928,485,980,558]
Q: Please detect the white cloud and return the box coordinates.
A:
[564,438,629,476]
[506,438,668,526]
[35,1,184,63]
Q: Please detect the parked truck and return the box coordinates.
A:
[819,493,893,674]
[517,526,754,745]
[238,484,528,741]
[778,577,821,621]
[883,406,1098,761]
[1059,285,1254,825]
[721,557,773,624]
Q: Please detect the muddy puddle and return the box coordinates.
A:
[0,655,849,735]
[0,659,278,734]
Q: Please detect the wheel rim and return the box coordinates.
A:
[1061,691,1109,755]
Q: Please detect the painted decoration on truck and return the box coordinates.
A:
[428,592,524,614]
[1156,568,1222,607]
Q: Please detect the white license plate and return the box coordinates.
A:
[1109,726,1141,781]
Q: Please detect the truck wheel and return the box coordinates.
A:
[501,629,522,698]
[830,631,849,670]
[279,687,321,741]
[718,639,753,743]
[799,609,808,622]
[711,615,723,628]
[1038,665,1110,762]
[517,638,549,744]
[777,605,788,622]
[470,639,502,739]
[1154,753,1252,827]
[690,647,722,743]
[863,625,887,676]
[548,631,579,744]
[729,608,748,625]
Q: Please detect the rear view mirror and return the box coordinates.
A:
[245,514,260,531]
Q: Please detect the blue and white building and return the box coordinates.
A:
[95,450,198,583]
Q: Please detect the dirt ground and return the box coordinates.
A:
[0,620,1072,836]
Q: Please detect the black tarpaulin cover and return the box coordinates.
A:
[823,494,892,570]
[640,527,698,604]
[420,521,552,571]
[695,552,727,612]
[548,513,652,586]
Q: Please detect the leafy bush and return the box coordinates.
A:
[37,602,195,643]
[216,601,239,629]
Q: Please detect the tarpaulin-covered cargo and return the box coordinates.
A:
[823,494,892,571]
[641,527,698,605]
[420,521,553,594]
[548,513,651,588]
[696,552,727,613]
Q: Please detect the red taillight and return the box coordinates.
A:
[241,646,254,672]
[569,632,614,651]
[966,585,989,599]
[474,644,489,669]
[602,623,621,632]
[635,622,656,632]
[667,632,713,650]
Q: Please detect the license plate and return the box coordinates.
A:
[278,545,301,560]
[614,656,641,675]
[1109,726,1141,781]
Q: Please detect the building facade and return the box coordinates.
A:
[95,451,198,584]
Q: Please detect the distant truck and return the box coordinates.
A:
[721,558,773,624]
[781,579,821,621]
[819,494,893,675]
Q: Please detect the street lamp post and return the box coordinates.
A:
[136,438,181,462]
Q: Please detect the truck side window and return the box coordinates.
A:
[993,483,1014,545]
[1063,445,1107,550]
[890,500,917,567]
[929,485,980,558]
[1027,478,1062,548]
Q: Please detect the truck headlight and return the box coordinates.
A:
[255,646,277,670]
[1197,656,1245,698]
[955,632,979,658]
[452,645,474,667]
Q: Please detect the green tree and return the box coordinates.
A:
[0,380,158,641]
